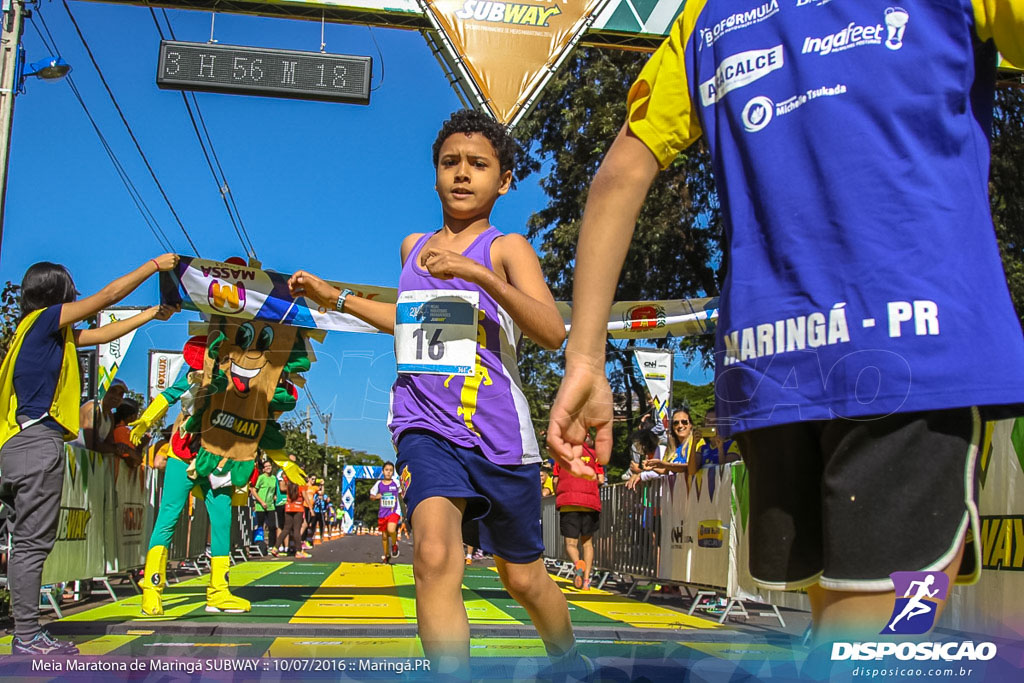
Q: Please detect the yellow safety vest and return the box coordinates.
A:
[0,308,80,448]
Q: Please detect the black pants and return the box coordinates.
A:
[281,511,303,552]
[254,509,277,547]
[0,423,65,638]
[311,512,325,539]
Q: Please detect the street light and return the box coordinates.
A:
[21,55,72,85]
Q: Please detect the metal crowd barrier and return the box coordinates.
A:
[543,467,799,625]
[542,477,662,578]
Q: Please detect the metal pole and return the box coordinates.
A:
[0,0,25,254]
[322,413,329,480]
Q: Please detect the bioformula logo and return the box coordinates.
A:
[884,570,949,635]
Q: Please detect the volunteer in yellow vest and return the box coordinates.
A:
[0,256,178,656]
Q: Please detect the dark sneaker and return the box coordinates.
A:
[392,543,400,558]
[12,630,80,655]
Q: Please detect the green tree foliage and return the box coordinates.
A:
[277,417,386,527]
[672,381,716,429]
[514,48,724,472]
[0,282,22,364]
[992,87,1024,324]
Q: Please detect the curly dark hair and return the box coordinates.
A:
[432,109,516,175]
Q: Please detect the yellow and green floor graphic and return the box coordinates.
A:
[48,561,719,632]
[0,561,806,677]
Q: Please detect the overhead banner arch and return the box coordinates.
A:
[82,1,1019,124]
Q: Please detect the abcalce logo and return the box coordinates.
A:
[700,45,784,107]
[883,571,950,635]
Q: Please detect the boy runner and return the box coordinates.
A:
[370,462,402,563]
[552,438,604,590]
[289,110,583,676]
[548,1,1024,643]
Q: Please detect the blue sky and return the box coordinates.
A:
[0,1,710,458]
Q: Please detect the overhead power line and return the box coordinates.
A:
[150,8,258,260]
[61,0,200,256]
[30,11,175,253]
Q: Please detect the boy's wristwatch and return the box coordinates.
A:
[335,288,354,313]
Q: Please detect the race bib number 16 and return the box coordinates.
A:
[395,290,479,376]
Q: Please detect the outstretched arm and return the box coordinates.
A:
[287,271,396,334]
[59,254,178,328]
[547,126,660,473]
[74,304,178,347]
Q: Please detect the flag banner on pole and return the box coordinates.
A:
[148,350,187,402]
[96,308,147,397]
[634,348,673,427]
[162,256,718,338]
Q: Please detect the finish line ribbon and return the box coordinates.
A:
[161,256,719,338]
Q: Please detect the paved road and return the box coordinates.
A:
[309,532,496,569]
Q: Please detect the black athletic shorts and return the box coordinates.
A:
[734,407,981,592]
[559,510,600,539]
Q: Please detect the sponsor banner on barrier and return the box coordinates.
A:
[634,348,672,429]
[43,447,155,583]
[107,462,155,573]
[658,467,732,587]
[945,418,1024,638]
[420,0,610,124]
[96,308,147,398]
[43,447,105,584]
[148,350,187,402]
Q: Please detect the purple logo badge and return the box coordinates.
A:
[883,571,950,635]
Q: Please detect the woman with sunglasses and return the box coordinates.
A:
[648,408,703,479]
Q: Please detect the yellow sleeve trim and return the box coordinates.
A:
[973,0,1024,66]
[626,0,709,169]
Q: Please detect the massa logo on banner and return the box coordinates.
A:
[421,0,608,124]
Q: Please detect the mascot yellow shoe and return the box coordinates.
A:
[205,556,251,613]
[140,546,168,616]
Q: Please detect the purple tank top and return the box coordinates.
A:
[388,227,541,466]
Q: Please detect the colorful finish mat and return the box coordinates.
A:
[47,561,720,630]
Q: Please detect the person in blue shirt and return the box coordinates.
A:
[0,256,178,655]
[549,1,1024,643]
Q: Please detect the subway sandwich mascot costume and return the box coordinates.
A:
[130,318,310,615]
